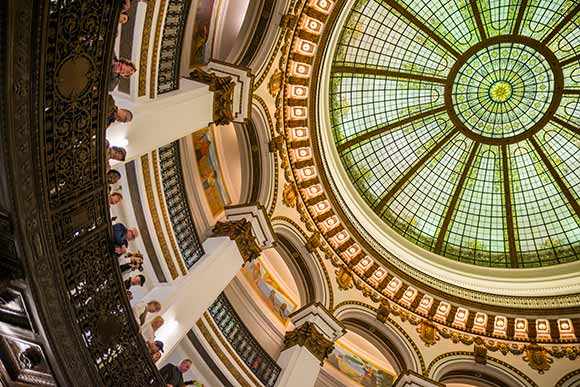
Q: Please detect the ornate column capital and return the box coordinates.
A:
[189,68,235,125]
[282,322,334,364]
[224,204,276,249]
[212,219,260,263]
[282,303,346,365]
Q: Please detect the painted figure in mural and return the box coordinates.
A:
[190,0,216,65]
[192,128,229,216]
[242,259,297,325]
[327,344,394,387]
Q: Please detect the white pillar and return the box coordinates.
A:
[276,345,322,387]
[107,79,213,160]
[155,236,243,359]
[275,303,345,387]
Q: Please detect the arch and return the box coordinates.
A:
[231,119,259,205]
[333,302,424,374]
[272,220,332,309]
[428,352,538,387]
[247,100,276,212]
[555,369,580,387]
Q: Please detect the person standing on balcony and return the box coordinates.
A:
[111,223,139,256]
[109,192,124,206]
[124,274,146,290]
[110,57,137,91]
[106,95,133,127]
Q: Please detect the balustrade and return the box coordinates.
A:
[1,1,164,385]
[158,141,205,268]
[209,294,281,387]
[157,0,192,95]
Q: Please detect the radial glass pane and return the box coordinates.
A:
[520,0,578,42]
[394,0,479,52]
[382,135,471,251]
[537,123,580,203]
[443,144,508,266]
[335,0,454,77]
[563,62,580,90]
[508,141,580,266]
[330,74,444,146]
[341,113,452,207]
[547,11,580,62]
[555,95,580,127]
[477,0,520,37]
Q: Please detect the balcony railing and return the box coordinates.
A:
[1,1,164,385]
[157,0,192,95]
[209,294,281,387]
[158,141,205,268]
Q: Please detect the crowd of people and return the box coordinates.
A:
[104,4,205,385]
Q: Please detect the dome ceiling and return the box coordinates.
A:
[328,0,580,267]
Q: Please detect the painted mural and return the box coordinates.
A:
[190,0,216,65]
[192,127,229,216]
[326,343,395,387]
[242,259,297,325]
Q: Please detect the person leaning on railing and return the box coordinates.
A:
[110,57,137,91]
[160,359,205,387]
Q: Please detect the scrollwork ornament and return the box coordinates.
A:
[305,232,321,253]
[282,182,298,208]
[474,343,488,364]
[335,266,353,290]
[268,69,283,97]
[548,346,580,361]
[376,300,390,323]
[417,320,439,347]
[523,344,553,374]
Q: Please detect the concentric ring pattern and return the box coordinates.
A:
[329,0,580,267]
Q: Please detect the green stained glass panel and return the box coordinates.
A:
[537,123,580,203]
[520,0,578,41]
[547,11,580,62]
[394,0,479,52]
[508,141,580,266]
[443,145,508,266]
[341,113,452,208]
[329,75,444,146]
[562,62,580,90]
[555,95,580,127]
[335,0,454,76]
[383,135,470,251]
[477,0,520,37]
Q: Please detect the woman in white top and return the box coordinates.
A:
[141,315,165,342]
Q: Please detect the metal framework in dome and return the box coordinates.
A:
[329,0,580,268]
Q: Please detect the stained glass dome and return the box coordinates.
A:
[329,0,580,267]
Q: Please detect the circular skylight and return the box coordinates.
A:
[329,0,580,267]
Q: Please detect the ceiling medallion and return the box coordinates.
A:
[446,36,563,145]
